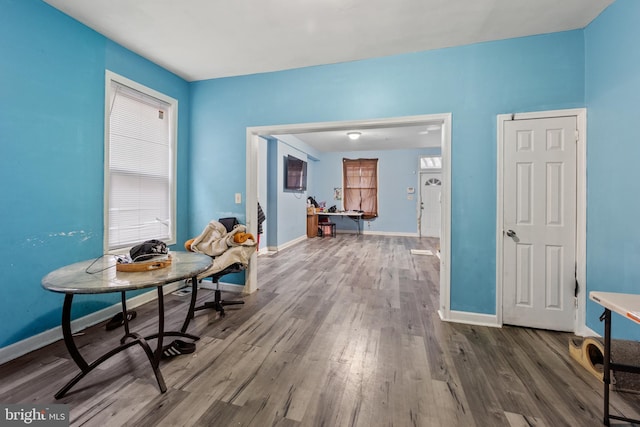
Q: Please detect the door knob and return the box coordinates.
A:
[506,229,516,238]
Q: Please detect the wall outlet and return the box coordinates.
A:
[235,193,242,204]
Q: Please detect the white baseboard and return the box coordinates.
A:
[575,324,600,338]
[0,282,183,366]
[278,235,306,251]
[441,309,501,328]
[331,229,419,237]
[256,237,305,256]
[199,280,245,293]
[441,310,596,336]
[258,249,278,256]
[360,230,419,237]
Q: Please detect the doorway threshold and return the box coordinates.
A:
[410,249,434,256]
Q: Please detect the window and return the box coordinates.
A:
[343,158,378,219]
[104,71,177,250]
[420,155,442,170]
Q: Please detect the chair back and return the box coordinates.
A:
[219,217,239,232]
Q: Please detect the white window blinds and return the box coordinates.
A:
[106,78,175,249]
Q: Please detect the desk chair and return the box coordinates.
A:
[193,263,245,316]
[318,216,336,237]
[186,217,252,317]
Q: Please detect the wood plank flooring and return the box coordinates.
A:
[1,235,640,426]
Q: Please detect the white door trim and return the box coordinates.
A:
[246,114,452,318]
[496,108,587,333]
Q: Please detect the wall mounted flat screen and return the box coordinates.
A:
[285,155,307,191]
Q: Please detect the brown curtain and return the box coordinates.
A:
[343,158,378,219]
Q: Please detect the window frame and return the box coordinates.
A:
[342,158,379,218]
[103,70,178,252]
[420,155,442,171]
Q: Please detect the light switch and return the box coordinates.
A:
[235,193,242,204]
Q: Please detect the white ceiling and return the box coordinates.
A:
[42,0,613,152]
[43,0,613,82]
[275,123,443,153]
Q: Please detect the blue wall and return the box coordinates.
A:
[190,30,585,315]
[276,143,310,244]
[585,0,640,339]
[0,0,190,347]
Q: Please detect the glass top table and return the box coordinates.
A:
[42,251,212,399]
[43,251,212,294]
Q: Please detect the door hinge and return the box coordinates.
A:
[574,129,579,143]
[574,264,579,298]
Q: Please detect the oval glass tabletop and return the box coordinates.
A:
[42,251,212,294]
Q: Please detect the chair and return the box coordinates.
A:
[185,217,255,317]
[319,222,336,237]
[318,216,336,237]
[193,263,245,316]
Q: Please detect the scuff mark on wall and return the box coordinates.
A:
[47,230,86,237]
[24,231,95,247]
[48,230,95,241]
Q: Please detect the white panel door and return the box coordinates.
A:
[503,116,577,331]
[420,173,441,237]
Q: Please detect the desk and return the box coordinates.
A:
[590,291,640,426]
[42,251,212,399]
[318,211,364,235]
[306,212,318,237]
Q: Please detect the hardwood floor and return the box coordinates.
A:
[1,235,639,426]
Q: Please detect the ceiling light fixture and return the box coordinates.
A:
[347,131,361,140]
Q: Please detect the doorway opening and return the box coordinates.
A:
[418,154,443,239]
[245,114,453,319]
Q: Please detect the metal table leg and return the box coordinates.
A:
[181,275,199,333]
[602,308,611,426]
[55,292,164,398]
[59,294,88,373]
[599,308,640,426]
[54,282,202,399]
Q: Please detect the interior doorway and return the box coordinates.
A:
[245,114,452,319]
[496,108,587,333]
[419,153,442,239]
